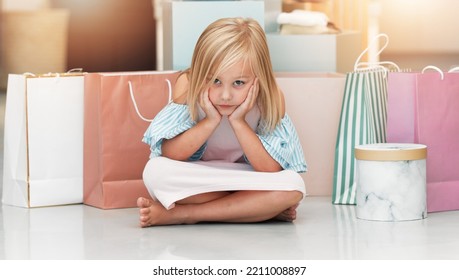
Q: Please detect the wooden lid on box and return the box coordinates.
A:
[355,143,427,161]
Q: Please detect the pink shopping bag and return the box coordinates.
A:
[386,72,417,143]
[84,71,180,209]
[387,70,459,212]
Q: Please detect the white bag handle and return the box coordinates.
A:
[22,69,86,78]
[354,33,389,70]
[353,33,401,75]
[422,65,444,80]
[67,68,84,73]
[448,66,459,73]
[128,79,172,122]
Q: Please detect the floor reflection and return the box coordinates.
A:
[1,197,458,260]
[2,204,85,259]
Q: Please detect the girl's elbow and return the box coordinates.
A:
[253,162,283,173]
[161,149,189,161]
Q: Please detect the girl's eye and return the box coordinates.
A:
[233,80,245,87]
[213,79,221,85]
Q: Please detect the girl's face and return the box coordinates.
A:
[208,60,256,116]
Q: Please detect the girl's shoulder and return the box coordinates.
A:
[172,72,189,104]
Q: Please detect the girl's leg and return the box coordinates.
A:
[175,192,300,222]
[172,191,298,222]
[176,191,232,204]
[137,190,303,227]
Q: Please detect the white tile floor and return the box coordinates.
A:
[1,196,459,260]
[1,91,459,261]
[2,197,299,259]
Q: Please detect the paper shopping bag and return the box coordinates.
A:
[332,69,388,204]
[387,69,459,212]
[332,34,392,205]
[84,71,180,209]
[276,72,346,196]
[2,73,84,207]
[386,72,417,143]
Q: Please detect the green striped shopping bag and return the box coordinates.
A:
[332,69,388,204]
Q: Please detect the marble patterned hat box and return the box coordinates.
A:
[355,143,427,222]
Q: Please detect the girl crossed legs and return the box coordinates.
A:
[137,190,302,227]
[137,157,305,227]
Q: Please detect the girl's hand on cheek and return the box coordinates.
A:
[200,88,222,125]
[229,78,259,124]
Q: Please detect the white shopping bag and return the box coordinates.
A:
[2,73,84,207]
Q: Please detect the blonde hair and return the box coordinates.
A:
[186,17,283,132]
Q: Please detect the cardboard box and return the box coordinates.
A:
[268,31,361,73]
[162,0,265,70]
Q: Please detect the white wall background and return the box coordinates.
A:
[4,0,459,54]
[2,0,458,71]
[378,0,459,53]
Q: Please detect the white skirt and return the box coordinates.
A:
[143,157,306,209]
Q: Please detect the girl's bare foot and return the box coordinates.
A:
[274,204,299,222]
[137,197,184,227]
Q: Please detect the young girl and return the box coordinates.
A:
[138,17,307,227]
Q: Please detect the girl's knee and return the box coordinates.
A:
[143,157,172,188]
[273,190,303,206]
[288,190,304,204]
